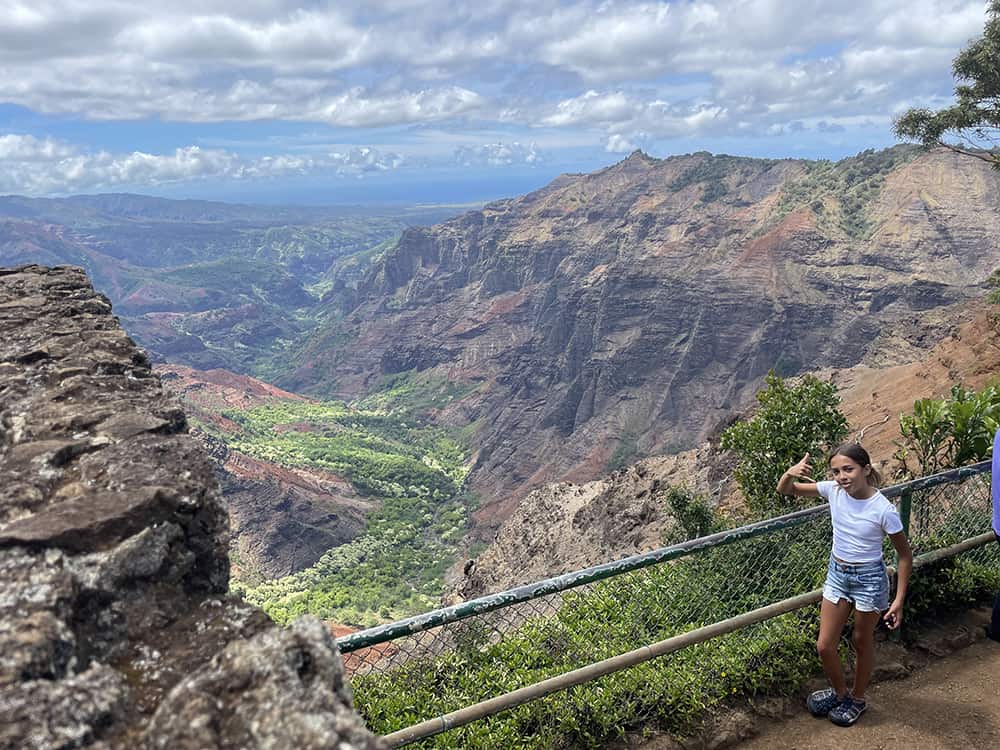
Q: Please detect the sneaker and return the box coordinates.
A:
[806,688,843,717]
[829,695,867,726]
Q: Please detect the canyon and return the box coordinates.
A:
[5,146,1000,607]
[282,146,1000,531]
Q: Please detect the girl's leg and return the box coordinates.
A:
[817,597,854,696]
[851,609,882,701]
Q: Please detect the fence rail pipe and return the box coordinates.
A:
[381,528,998,748]
[382,589,825,748]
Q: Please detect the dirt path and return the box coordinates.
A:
[737,638,1000,749]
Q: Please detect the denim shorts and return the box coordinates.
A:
[822,556,889,612]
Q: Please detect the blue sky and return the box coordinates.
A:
[0,1,987,205]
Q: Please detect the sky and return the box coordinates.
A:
[0,1,988,205]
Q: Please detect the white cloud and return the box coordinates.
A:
[537,1,985,82]
[605,134,638,153]
[0,134,76,161]
[541,91,732,139]
[315,87,485,128]
[542,91,636,127]
[454,140,543,166]
[0,1,987,128]
[1,68,488,126]
[0,0,993,194]
[123,9,367,69]
[539,2,720,81]
[0,134,402,195]
[873,0,988,45]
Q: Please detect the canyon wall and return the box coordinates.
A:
[284,147,1000,526]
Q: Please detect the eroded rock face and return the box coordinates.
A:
[0,265,381,750]
[454,445,734,597]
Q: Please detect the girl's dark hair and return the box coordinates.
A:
[830,442,882,486]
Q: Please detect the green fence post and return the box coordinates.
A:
[899,492,912,537]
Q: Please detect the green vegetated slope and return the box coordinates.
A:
[356,368,484,419]
[661,146,920,237]
[771,144,921,238]
[223,396,473,627]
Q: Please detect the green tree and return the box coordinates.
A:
[894,1,1000,167]
[987,268,1000,304]
[720,372,849,517]
[947,385,1000,465]
[898,397,952,476]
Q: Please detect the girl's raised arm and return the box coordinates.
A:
[776,453,821,497]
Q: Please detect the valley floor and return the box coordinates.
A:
[737,637,1000,749]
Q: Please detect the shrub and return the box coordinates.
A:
[660,485,723,544]
[720,372,849,517]
[897,384,1000,476]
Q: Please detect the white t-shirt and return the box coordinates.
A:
[817,481,903,563]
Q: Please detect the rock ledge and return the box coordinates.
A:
[0,265,381,750]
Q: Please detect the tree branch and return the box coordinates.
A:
[935,140,1000,165]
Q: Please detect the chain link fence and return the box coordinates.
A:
[903,469,992,546]
[340,463,997,748]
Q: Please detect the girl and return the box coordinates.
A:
[777,443,913,727]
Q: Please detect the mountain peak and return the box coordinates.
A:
[624,149,656,163]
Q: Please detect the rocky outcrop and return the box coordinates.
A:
[144,617,379,750]
[283,147,1000,529]
[455,444,736,597]
[0,265,381,749]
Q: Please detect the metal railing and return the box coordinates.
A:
[338,462,997,747]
